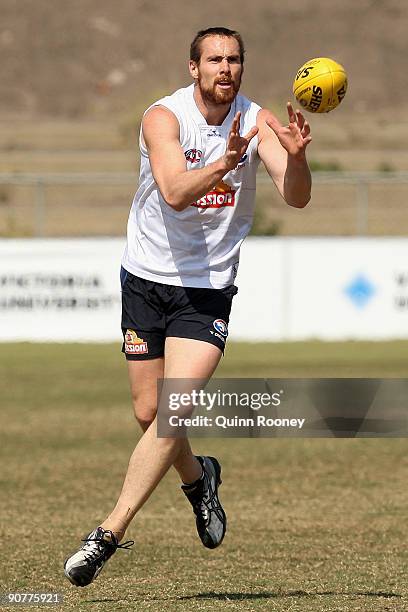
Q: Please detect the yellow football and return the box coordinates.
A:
[293,57,348,113]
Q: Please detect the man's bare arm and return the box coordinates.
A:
[143,107,258,211]
[257,104,312,209]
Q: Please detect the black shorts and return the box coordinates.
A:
[120,267,238,360]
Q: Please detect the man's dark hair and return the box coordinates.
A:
[190,27,245,65]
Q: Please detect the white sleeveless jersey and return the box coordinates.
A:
[122,83,261,288]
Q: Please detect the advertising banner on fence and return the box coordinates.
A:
[231,237,408,341]
[0,239,124,341]
[0,237,408,341]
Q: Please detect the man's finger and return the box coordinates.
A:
[296,109,305,130]
[243,126,259,142]
[287,102,297,124]
[230,111,241,135]
[302,121,311,137]
[265,115,282,134]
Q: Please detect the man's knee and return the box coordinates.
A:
[131,396,157,432]
[136,415,155,432]
[127,356,164,431]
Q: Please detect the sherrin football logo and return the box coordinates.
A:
[124,329,148,354]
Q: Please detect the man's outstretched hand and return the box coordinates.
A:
[223,111,259,171]
[265,102,312,159]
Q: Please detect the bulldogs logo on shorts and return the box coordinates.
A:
[213,319,228,337]
[124,329,148,354]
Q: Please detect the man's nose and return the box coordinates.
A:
[219,58,231,73]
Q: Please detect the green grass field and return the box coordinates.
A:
[1,342,407,611]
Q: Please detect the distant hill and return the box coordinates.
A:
[2,0,407,119]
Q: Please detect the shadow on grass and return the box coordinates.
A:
[86,589,403,604]
[177,589,403,601]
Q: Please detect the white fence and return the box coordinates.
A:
[1,237,407,342]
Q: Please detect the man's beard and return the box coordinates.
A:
[198,75,241,105]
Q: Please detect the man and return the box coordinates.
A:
[64,26,311,587]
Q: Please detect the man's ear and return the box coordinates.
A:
[189,60,199,80]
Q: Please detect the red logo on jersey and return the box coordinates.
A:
[192,180,236,208]
[184,149,202,163]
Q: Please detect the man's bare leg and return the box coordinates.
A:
[165,338,223,483]
[126,357,165,433]
[125,356,202,484]
[100,338,222,540]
